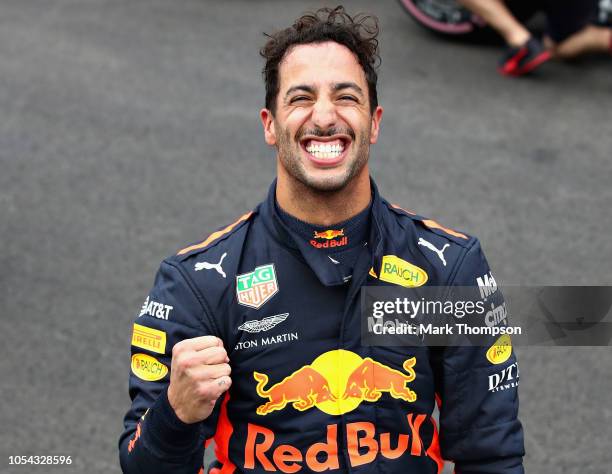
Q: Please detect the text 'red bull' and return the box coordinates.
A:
[245,414,432,472]
[310,229,348,249]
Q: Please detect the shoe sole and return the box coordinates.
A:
[513,51,552,76]
[498,50,551,76]
[499,47,528,75]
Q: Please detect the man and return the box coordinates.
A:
[119,6,524,473]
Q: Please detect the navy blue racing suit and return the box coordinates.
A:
[119,179,524,473]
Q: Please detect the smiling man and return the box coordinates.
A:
[119,6,524,474]
[261,21,382,226]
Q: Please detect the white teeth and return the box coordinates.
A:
[305,141,345,159]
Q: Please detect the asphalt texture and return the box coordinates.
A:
[1,1,611,473]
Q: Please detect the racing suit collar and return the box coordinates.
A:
[260,178,385,287]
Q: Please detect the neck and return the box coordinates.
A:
[275,168,371,226]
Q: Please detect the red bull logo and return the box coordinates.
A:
[253,366,336,415]
[342,357,417,403]
[244,413,438,472]
[310,229,348,249]
[247,353,443,472]
[253,350,417,416]
[313,229,344,240]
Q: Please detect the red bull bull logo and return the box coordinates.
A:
[253,350,417,416]
[342,357,417,403]
[313,229,344,240]
[310,229,348,249]
[253,366,336,415]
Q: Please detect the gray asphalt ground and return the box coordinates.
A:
[1,1,611,473]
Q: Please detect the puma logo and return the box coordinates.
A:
[194,252,227,278]
[417,238,450,267]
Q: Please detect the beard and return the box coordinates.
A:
[275,122,370,193]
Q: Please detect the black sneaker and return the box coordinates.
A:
[498,37,551,76]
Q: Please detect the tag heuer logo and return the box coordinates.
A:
[236,263,278,309]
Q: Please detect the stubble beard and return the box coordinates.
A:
[276,123,370,193]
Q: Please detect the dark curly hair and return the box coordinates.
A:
[260,6,380,115]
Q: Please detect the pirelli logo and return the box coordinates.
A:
[131,323,166,354]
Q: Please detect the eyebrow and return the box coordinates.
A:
[332,82,364,97]
[284,84,315,100]
[283,82,364,101]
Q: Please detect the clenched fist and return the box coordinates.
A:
[167,336,232,424]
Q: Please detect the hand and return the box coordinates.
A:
[167,336,231,424]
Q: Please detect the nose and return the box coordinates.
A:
[311,97,337,130]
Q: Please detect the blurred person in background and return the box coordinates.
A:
[457,0,612,76]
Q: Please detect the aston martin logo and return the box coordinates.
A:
[238,313,289,333]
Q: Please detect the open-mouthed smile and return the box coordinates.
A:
[300,136,351,167]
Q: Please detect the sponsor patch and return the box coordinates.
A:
[244,412,430,472]
[253,350,417,416]
[313,229,344,240]
[139,296,173,320]
[247,350,428,472]
[238,313,289,333]
[131,323,166,354]
[477,271,498,300]
[131,353,168,381]
[486,334,512,364]
[417,237,450,266]
[379,255,428,288]
[310,229,348,249]
[236,263,278,309]
[485,301,508,327]
[194,252,227,278]
[488,362,519,393]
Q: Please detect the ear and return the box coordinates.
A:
[369,106,384,145]
[260,108,277,146]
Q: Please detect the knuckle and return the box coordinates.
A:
[175,355,188,371]
[202,335,218,348]
[183,366,196,381]
[172,343,182,357]
[207,346,222,358]
[196,382,211,399]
